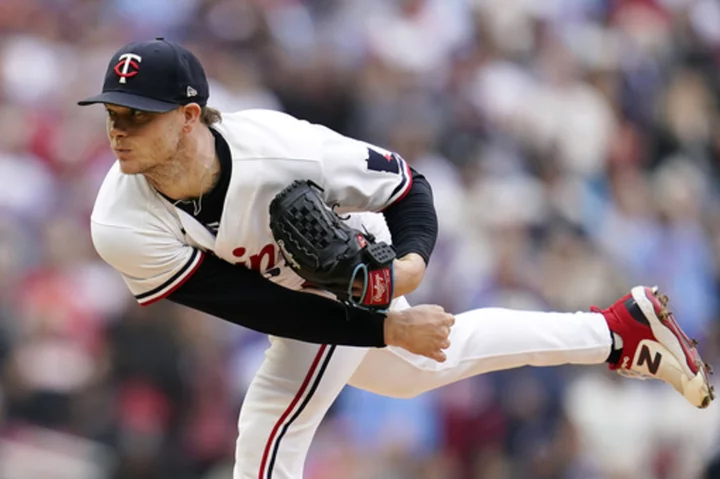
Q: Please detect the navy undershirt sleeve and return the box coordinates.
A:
[167,252,387,347]
[382,168,438,264]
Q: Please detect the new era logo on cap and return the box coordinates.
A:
[78,38,209,113]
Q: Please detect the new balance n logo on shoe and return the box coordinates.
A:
[637,344,662,374]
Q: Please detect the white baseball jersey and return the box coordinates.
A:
[90,109,412,306]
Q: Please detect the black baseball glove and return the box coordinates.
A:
[269,180,396,310]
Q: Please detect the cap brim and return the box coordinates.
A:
[77,91,179,113]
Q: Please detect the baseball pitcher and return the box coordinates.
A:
[79,39,714,479]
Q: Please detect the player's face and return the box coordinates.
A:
[105,104,184,175]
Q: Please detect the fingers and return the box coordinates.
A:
[442,313,454,338]
[430,350,447,363]
[427,337,451,363]
[398,304,455,363]
[437,314,453,354]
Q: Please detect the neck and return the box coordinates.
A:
[145,126,219,201]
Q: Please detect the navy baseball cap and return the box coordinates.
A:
[78,38,209,112]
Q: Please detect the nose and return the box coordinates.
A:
[108,118,128,139]
[110,125,126,139]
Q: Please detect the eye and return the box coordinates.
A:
[131,110,146,119]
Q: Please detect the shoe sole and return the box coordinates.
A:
[632,286,715,408]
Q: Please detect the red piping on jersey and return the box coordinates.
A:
[139,252,205,306]
[383,159,413,210]
[258,344,327,479]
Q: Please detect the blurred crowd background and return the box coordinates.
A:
[2,0,720,477]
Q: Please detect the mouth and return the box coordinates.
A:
[113,148,132,158]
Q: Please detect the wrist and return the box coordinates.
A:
[392,253,426,297]
[383,310,404,347]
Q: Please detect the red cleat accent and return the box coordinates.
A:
[593,286,715,409]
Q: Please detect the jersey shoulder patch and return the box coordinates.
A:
[366,147,401,174]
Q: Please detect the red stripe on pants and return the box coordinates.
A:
[257,344,327,479]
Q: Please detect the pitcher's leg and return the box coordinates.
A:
[234,338,368,479]
[350,287,715,409]
[349,307,612,398]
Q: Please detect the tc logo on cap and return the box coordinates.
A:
[114,53,142,84]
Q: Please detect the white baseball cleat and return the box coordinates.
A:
[592,286,715,409]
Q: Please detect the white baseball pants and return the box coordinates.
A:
[233,298,612,479]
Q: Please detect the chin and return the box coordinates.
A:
[117,158,144,175]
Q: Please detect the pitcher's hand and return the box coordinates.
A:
[384,305,455,362]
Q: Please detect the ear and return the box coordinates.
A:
[181,103,202,132]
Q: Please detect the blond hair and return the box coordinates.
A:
[201,106,222,126]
